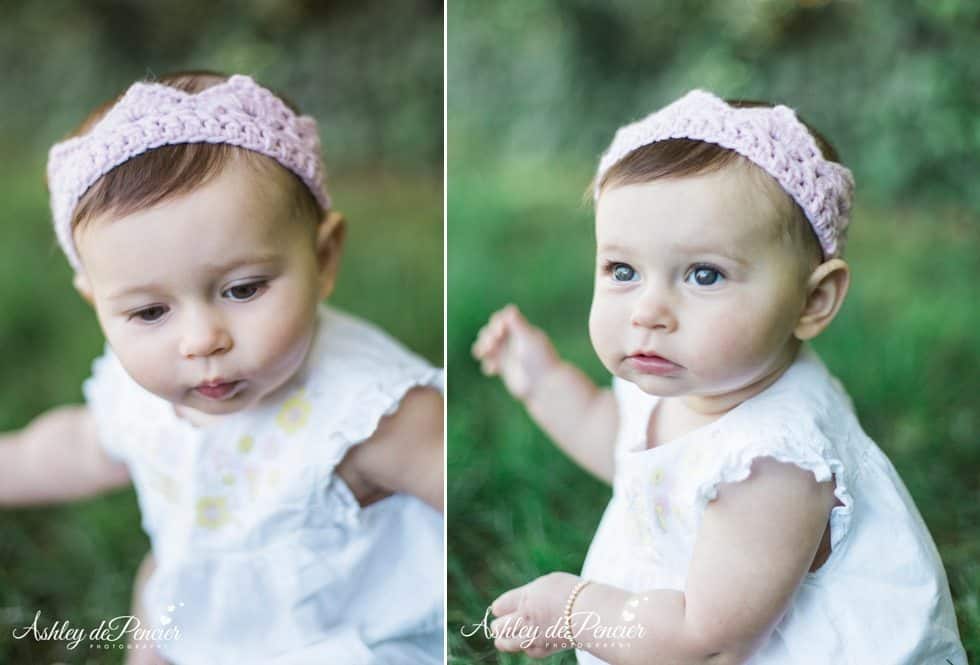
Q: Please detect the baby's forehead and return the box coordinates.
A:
[599,162,790,236]
[76,162,311,277]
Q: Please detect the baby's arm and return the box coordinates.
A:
[0,405,130,505]
[472,304,618,483]
[337,386,444,512]
[491,457,837,664]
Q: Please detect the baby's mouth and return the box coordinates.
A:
[625,352,683,376]
[194,380,244,401]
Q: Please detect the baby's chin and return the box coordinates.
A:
[615,368,690,397]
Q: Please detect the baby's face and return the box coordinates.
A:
[589,164,809,402]
[75,155,331,422]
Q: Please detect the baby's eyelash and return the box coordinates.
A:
[224,279,269,298]
[687,262,725,275]
[600,260,623,273]
[684,263,727,286]
[128,305,168,323]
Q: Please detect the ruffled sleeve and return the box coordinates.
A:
[80,343,133,463]
[304,307,443,474]
[329,364,443,461]
[692,416,854,552]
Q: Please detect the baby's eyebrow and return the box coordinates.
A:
[106,283,165,301]
[105,253,281,301]
[597,241,748,266]
[596,242,634,254]
[669,243,750,266]
[198,253,282,274]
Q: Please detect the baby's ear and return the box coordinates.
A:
[794,258,850,341]
[315,210,346,300]
[73,271,95,306]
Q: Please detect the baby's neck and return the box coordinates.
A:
[646,347,800,449]
[646,398,721,449]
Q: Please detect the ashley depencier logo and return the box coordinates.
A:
[461,606,647,651]
[10,607,182,651]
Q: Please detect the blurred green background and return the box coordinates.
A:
[448,1,979,663]
[0,1,441,663]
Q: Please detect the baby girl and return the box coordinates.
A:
[0,71,443,664]
[473,90,966,663]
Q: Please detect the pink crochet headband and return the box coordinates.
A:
[595,89,854,259]
[47,74,330,271]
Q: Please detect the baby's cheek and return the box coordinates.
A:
[117,343,174,397]
[701,305,783,381]
[710,333,743,367]
[588,299,622,367]
[250,290,317,375]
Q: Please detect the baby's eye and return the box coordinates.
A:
[685,265,725,287]
[608,263,638,282]
[132,305,168,323]
[224,280,267,302]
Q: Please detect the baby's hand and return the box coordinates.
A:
[471,305,560,401]
[489,572,580,658]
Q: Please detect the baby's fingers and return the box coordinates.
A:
[480,357,499,376]
[471,307,515,360]
[470,316,496,358]
[472,326,501,364]
[491,585,524,617]
[490,613,528,653]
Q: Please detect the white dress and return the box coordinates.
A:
[579,345,966,665]
[83,304,444,665]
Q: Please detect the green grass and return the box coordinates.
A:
[0,153,441,664]
[447,160,980,663]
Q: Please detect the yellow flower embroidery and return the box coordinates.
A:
[276,390,312,434]
[654,502,669,530]
[237,435,255,454]
[148,470,180,504]
[196,497,231,530]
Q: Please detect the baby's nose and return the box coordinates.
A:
[179,309,233,358]
[630,287,677,332]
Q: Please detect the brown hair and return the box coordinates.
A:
[594,99,844,266]
[56,70,324,239]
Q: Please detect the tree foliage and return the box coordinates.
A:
[449,0,980,212]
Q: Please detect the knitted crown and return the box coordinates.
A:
[595,89,854,259]
[47,74,330,271]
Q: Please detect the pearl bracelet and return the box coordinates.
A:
[563,578,592,649]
